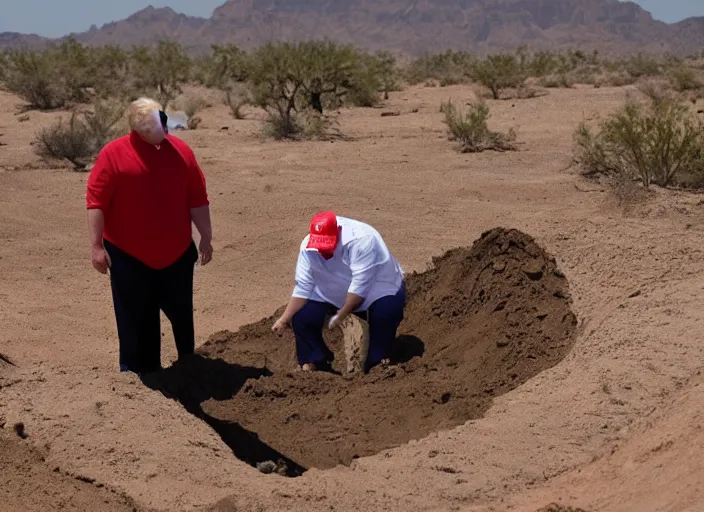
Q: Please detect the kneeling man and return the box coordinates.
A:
[272,212,405,372]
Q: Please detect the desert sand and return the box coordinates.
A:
[1,83,704,512]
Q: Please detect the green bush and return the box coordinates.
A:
[248,40,369,139]
[441,99,517,153]
[131,41,191,109]
[574,97,704,188]
[669,66,703,92]
[405,50,474,86]
[471,53,527,100]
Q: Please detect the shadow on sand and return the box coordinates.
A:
[139,354,306,477]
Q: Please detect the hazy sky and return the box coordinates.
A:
[0,0,702,37]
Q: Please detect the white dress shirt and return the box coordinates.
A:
[292,216,404,311]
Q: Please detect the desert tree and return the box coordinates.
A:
[248,40,365,139]
[471,53,527,100]
[131,40,191,109]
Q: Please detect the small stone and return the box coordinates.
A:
[628,289,642,298]
[522,261,544,280]
[256,460,277,474]
[492,261,506,272]
[380,110,400,117]
[496,339,510,348]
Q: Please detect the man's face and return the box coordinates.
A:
[138,110,166,145]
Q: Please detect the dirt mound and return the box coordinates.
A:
[145,228,578,474]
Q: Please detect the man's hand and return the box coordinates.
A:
[328,313,345,330]
[91,245,110,274]
[272,316,290,335]
[199,237,213,266]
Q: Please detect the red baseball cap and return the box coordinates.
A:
[306,211,339,252]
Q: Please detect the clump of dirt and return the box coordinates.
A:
[148,228,578,474]
[536,504,590,512]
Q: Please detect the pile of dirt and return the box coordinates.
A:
[147,228,578,474]
[0,431,147,512]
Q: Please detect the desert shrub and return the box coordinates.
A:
[35,99,126,169]
[471,53,527,100]
[623,53,664,78]
[405,50,474,86]
[82,99,126,149]
[248,40,368,139]
[574,97,704,188]
[131,41,191,109]
[35,113,95,168]
[669,66,703,92]
[373,51,401,98]
[441,99,517,153]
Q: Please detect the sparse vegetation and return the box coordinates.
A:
[131,41,191,109]
[34,100,126,170]
[470,53,527,99]
[574,96,704,188]
[441,99,517,153]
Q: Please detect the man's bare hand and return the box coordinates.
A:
[272,317,290,335]
[91,246,110,274]
[199,238,213,265]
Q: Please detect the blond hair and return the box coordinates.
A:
[127,97,163,133]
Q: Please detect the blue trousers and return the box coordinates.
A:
[104,239,198,374]
[291,284,406,368]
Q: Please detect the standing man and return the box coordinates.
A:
[86,97,213,374]
[272,212,405,373]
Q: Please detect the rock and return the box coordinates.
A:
[496,339,510,348]
[256,460,277,474]
[381,110,400,117]
[522,260,544,280]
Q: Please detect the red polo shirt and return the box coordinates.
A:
[86,132,209,269]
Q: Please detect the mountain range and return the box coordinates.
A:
[1,0,703,56]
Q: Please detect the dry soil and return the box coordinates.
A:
[1,83,704,512]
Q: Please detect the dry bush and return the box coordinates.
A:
[82,99,126,149]
[173,94,207,129]
[35,100,125,169]
[224,87,249,119]
[669,66,703,92]
[574,97,704,188]
[404,50,474,86]
[441,99,517,153]
[35,113,95,169]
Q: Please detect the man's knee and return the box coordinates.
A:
[292,302,327,330]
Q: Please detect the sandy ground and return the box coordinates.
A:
[1,83,704,511]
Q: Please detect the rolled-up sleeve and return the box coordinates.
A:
[86,149,115,210]
[347,236,380,298]
[292,249,315,299]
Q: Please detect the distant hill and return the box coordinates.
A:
[2,0,704,56]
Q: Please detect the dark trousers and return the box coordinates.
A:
[291,284,406,368]
[104,239,198,374]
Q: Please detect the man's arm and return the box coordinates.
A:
[329,236,379,328]
[273,248,314,334]
[191,205,213,265]
[86,149,115,274]
[185,147,213,265]
[87,209,110,274]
